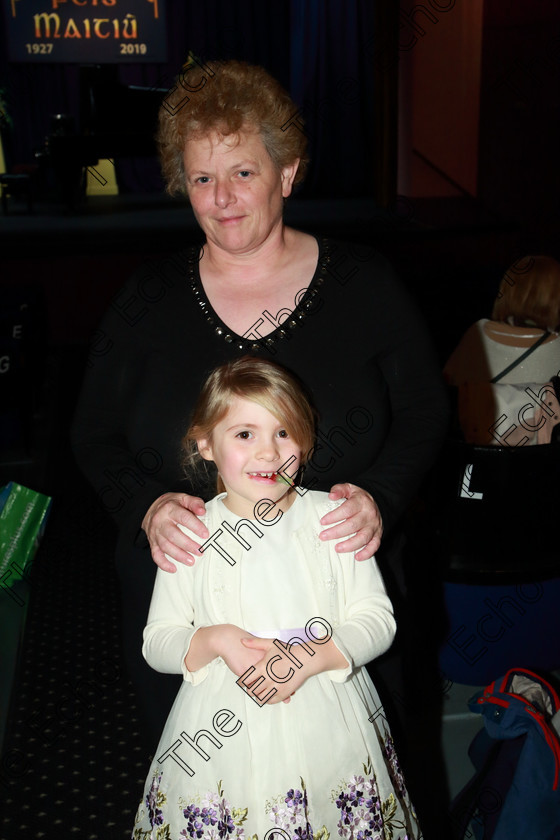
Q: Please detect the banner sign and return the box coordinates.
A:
[4,0,167,63]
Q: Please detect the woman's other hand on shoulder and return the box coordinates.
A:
[142,492,209,572]
[320,483,383,562]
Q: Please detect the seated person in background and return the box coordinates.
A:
[444,255,560,445]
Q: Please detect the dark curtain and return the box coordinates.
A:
[0,0,384,199]
[289,0,378,197]
[117,0,292,96]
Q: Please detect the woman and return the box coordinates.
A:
[445,255,560,445]
[71,60,448,747]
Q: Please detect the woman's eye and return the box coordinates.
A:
[238,170,251,178]
[195,176,210,184]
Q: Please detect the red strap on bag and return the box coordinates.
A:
[479,668,560,790]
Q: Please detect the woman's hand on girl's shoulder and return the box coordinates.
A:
[142,492,209,572]
[320,483,383,561]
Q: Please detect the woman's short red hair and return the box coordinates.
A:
[157,59,308,197]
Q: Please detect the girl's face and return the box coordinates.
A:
[197,396,302,519]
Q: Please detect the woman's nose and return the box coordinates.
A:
[214,180,234,208]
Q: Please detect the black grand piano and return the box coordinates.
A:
[46,66,168,206]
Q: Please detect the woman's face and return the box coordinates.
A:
[183,129,299,257]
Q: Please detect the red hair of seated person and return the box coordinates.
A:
[492,255,560,333]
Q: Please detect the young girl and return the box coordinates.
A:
[132,356,419,840]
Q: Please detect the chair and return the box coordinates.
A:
[431,440,560,685]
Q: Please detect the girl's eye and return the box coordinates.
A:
[277,429,289,438]
[236,431,253,440]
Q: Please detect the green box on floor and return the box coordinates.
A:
[0,482,52,584]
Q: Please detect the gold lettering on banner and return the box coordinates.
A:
[52,0,118,6]
[34,12,61,38]
[64,17,81,37]
[147,0,159,19]
[122,14,137,39]
[33,10,138,41]
[93,18,110,38]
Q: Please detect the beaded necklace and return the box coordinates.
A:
[187,237,331,353]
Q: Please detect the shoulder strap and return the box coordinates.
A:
[491,331,551,383]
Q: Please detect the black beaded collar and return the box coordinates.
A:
[187,237,331,353]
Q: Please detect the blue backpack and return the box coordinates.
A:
[450,668,560,840]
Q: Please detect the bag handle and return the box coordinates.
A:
[491,331,551,383]
[496,667,560,710]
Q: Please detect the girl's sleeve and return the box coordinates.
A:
[142,526,210,686]
[327,548,397,683]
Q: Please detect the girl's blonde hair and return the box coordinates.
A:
[492,255,560,331]
[157,59,308,197]
[183,356,317,495]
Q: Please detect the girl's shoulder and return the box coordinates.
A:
[174,494,225,545]
[175,492,347,540]
[297,489,345,520]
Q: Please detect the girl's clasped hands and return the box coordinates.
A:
[184,623,343,704]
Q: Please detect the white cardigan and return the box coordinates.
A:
[142,490,396,686]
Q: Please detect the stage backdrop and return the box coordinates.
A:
[0,0,385,199]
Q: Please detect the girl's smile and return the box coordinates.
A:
[248,471,279,483]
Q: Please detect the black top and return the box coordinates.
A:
[71,237,449,546]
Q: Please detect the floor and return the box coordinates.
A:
[0,462,149,839]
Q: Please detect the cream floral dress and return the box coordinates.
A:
[132,491,420,840]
